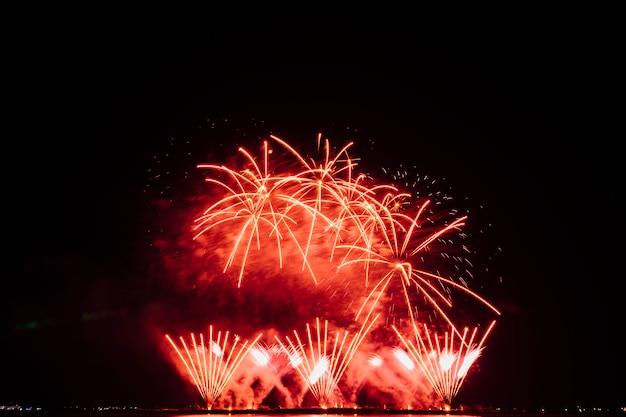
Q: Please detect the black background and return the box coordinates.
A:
[2,6,622,412]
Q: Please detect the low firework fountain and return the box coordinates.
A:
[393,320,497,407]
[165,326,263,409]
[274,315,380,408]
[153,131,502,409]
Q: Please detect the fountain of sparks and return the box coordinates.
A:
[393,320,497,407]
[165,325,263,410]
[274,315,380,408]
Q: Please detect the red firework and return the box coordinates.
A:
[160,132,501,409]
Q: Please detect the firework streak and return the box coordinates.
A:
[166,327,263,409]
[162,133,501,409]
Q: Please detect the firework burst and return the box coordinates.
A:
[153,128,501,409]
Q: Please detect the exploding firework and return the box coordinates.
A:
[152,128,502,409]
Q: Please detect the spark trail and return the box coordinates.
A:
[165,326,263,409]
[393,320,497,406]
[274,315,380,408]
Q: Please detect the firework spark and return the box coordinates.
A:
[274,315,380,408]
[192,133,397,288]
[155,131,501,409]
[165,326,263,409]
[248,341,300,379]
[393,320,497,406]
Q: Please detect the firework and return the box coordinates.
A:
[155,130,501,409]
[393,320,497,406]
[248,342,298,377]
[165,326,263,409]
[274,315,380,408]
[192,133,397,288]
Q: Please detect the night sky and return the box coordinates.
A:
[3,7,622,412]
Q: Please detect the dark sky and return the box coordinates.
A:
[3,7,622,412]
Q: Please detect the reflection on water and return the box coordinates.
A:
[21,412,621,417]
[158,413,480,417]
[162,413,480,417]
